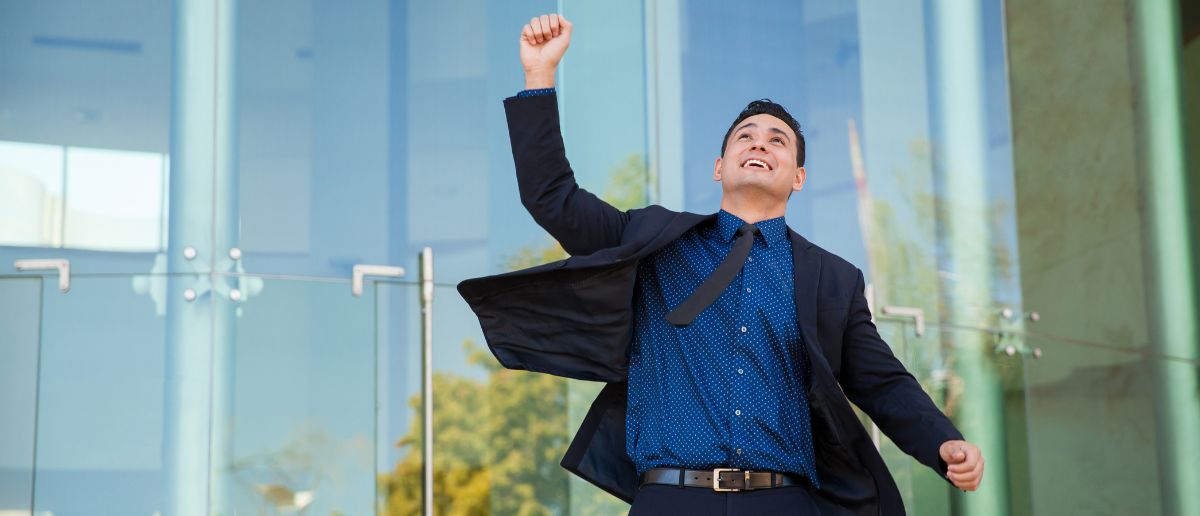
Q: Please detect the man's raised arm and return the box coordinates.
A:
[507,14,630,256]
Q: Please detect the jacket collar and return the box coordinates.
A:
[713,210,789,247]
[631,211,716,261]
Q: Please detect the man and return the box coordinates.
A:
[458,13,984,515]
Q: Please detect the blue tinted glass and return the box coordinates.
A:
[217,277,379,514]
[0,1,198,275]
[0,277,41,512]
[33,275,173,513]
[232,0,564,285]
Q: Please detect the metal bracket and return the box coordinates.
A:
[880,305,925,337]
[994,335,1042,359]
[14,259,70,293]
[351,264,405,297]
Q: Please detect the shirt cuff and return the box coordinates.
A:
[516,87,556,97]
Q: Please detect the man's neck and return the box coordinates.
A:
[718,197,787,224]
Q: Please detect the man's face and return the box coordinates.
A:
[713,113,806,201]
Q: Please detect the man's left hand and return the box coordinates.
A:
[939,440,984,491]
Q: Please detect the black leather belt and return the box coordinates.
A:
[640,467,804,492]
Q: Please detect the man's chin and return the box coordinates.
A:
[722,182,791,203]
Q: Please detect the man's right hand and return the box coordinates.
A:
[520,14,572,90]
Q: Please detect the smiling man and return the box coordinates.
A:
[458,13,984,516]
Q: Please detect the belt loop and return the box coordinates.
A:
[771,471,776,487]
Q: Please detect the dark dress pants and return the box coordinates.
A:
[628,484,823,515]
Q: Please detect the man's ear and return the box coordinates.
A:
[713,157,722,181]
[793,166,807,192]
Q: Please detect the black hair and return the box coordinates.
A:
[720,99,805,166]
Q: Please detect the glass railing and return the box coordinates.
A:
[3,269,1198,514]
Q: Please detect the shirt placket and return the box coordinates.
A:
[729,246,755,467]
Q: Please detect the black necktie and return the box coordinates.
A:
[666,223,760,327]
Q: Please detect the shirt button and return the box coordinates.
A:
[740,326,747,333]
[745,287,752,293]
[735,409,742,416]
[737,368,744,375]
[736,448,744,455]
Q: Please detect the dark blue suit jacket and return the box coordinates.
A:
[457,94,963,516]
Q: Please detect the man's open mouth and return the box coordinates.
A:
[741,158,772,171]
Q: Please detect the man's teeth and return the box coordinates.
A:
[744,159,768,169]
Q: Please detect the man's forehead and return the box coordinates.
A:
[734,114,796,139]
[739,113,789,127]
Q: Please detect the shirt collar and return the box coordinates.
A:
[715,210,788,247]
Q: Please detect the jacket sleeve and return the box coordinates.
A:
[838,268,964,481]
[504,93,630,256]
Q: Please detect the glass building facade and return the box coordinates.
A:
[1,0,1197,514]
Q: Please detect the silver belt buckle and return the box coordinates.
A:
[712,468,751,492]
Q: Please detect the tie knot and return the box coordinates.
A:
[737,223,760,238]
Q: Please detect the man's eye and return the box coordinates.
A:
[771,138,783,144]
[738,134,750,140]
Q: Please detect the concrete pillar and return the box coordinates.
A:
[162,0,237,513]
[930,1,1010,514]
[1130,2,1200,515]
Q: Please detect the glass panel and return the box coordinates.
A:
[1005,0,1162,352]
[558,0,650,216]
[0,277,41,512]
[0,1,201,276]
[31,274,188,514]
[215,275,381,514]
[230,0,597,285]
[1022,335,1185,515]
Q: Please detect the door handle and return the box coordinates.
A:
[418,247,434,516]
[880,305,925,337]
[351,264,405,297]
[14,259,70,293]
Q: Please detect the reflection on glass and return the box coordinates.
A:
[0,140,64,247]
[380,338,572,515]
[64,146,166,251]
[0,141,169,252]
[378,280,578,514]
[222,278,376,515]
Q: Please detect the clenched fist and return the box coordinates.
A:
[939,440,984,491]
[520,14,573,90]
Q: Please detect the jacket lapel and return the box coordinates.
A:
[789,229,836,391]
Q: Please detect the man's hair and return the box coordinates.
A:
[720,99,805,166]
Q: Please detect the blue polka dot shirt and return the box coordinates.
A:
[626,209,819,487]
